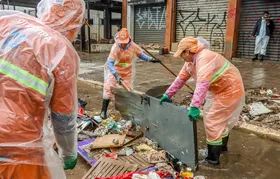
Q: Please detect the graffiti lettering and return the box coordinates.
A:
[177,8,227,53]
[136,6,166,30]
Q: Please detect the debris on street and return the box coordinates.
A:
[77,87,280,179]
[76,98,198,179]
[178,87,280,131]
[241,87,280,130]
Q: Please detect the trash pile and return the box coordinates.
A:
[241,87,280,130]
[177,87,280,131]
[76,98,203,179]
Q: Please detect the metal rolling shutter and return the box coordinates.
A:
[237,0,280,61]
[176,0,229,54]
[134,4,166,44]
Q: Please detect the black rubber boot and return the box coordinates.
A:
[222,135,229,152]
[252,54,258,61]
[205,144,222,165]
[100,99,110,119]
[260,55,264,61]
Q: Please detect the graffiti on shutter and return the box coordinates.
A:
[136,6,166,30]
[176,0,229,54]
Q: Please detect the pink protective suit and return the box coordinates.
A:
[166,38,245,145]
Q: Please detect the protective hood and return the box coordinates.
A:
[37,0,85,42]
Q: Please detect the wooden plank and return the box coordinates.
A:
[91,134,126,149]
[83,157,139,179]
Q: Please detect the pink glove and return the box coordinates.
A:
[191,82,210,108]
[165,77,187,98]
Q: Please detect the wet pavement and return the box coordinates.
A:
[73,52,280,179]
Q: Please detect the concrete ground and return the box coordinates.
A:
[66,51,280,179]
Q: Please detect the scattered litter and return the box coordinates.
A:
[93,116,103,123]
[125,147,134,156]
[198,149,208,160]
[80,130,99,138]
[136,144,155,153]
[146,151,166,164]
[240,87,280,130]
[248,102,272,116]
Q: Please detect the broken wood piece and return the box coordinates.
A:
[91,134,126,149]
[82,157,138,179]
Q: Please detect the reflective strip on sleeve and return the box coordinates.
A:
[210,60,230,84]
[0,59,48,96]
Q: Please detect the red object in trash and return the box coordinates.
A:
[78,106,85,117]
[95,171,174,179]
[104,153,118,160]
[273,94,280,98]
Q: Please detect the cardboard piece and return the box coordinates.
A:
[91,134,126,149]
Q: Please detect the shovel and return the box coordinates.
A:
[120,80,132,92]
[141,46,194,93]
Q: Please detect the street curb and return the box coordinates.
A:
[234,123,280,143]
[78,78,280,144]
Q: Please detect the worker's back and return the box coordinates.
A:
[0,11,79,166]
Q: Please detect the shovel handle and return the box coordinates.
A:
[141,46,194,93]
[120,80,132,92]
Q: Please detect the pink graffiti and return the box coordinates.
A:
[227,8,236,19]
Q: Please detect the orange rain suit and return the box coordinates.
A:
[166,37,245,145]
[0,0,85,178]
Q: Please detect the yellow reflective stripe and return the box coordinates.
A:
[116,63,131,67]
[206,139,222,145]
[210,60,229,84]
[0,59,48,96]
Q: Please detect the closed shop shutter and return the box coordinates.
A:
[134,4,166,44]
[176,0,229,54]
[237,0,280,60]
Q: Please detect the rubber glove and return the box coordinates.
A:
[159,94,172,105]
[63,154,78,170]
[188,106,200,122]
[113,73,122,85]
[151,58,161,63]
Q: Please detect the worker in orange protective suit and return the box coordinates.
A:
[0,0,85,178]
[100,28,161,119]
[160,37,245,165]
